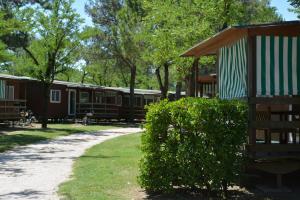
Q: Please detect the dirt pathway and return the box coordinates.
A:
[0,127,141,200]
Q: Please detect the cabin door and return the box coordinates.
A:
[68,89,76,116]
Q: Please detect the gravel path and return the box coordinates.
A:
[0,127,142,200]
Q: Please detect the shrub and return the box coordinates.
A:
[138,98,248,194]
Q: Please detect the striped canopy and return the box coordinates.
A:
[256,35,300,96]
[0,80,5,99]
[218,38,248,99]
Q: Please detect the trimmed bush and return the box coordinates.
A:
[138,98,248,194]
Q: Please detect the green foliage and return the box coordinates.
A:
[288,0,300,18]
[0,11,24,62]
[85,0,143,75]
[11,0,83,83]
[139,98,248,194]
[136,0,282,93]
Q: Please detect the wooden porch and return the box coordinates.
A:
[76,103,121,118]
[197,74,217,98]
[0,99,26,120]
[247,96,300,187]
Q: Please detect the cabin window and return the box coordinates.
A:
[117,95,122,105]
[6,85,14,100]
[105,92,116,105]
[95,92,104,104]
[144,98,154,105]
[0,80,6,99]
[135,96,142,107]
[123,96,130,106]
[80,92,89,103]
[50,89,61,103]
[123,95,143,106]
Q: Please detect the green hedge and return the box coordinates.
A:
[138,98,248,193]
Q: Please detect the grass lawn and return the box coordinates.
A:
[59,133,143,200]
[0,124,117,153]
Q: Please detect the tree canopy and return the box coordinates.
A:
[289,0,300,18]
[0,0,285,94]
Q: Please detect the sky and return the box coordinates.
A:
[73,0,299,27]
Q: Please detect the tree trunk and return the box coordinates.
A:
[155,62,169,99]
[188,58,199,97]
[42,83,51,129]
[81,69,87,84]
[195,58,199,97]
[129,65,136,122]
[155,67,164,98]
[163,62,169,99]
[175,81,182,100]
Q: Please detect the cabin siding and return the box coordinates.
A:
[26,82,68,119]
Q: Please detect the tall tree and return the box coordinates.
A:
[86,0,144,121]
[16,0,82,128]
[139,0,215,98]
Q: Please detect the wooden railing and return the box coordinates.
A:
[76,102,146,120]
[76,103,121,118]
[120,106,145,119]
[0,99,26,120]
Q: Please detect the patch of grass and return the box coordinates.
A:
[59,133,142,200]
[58,133,289,200]
[0,124,117,152]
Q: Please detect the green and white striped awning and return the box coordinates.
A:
[256,35,300,96]
[218,38,248,99]
[0,80,5,99]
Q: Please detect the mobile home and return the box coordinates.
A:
[182,21,300,186]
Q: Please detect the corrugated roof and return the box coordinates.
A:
[181,20,300,57]
[0,73,36,81]
[0,74,162,95]
[104,87,161,95]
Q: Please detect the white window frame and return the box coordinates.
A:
[68,89,76,115]
[80,92,89,103]
[50,89,61,103]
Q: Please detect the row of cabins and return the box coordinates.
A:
[182,21,300,186]
[0,74,161,121]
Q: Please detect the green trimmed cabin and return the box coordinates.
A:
[182,21,300,187]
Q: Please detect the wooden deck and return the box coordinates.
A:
[76,102,146,120]
[76,103,121,118]
[0,99,26,120]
